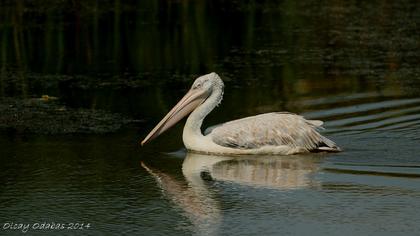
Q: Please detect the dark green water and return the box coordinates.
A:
[1,1,420,235]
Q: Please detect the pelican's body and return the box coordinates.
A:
[141,72,340,155]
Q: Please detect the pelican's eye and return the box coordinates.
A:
[193,83,202,89]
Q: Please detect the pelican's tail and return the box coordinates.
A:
[316,136,342,152]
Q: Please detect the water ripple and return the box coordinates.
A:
[299,94,420,136]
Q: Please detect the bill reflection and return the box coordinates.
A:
[141,152,323,234]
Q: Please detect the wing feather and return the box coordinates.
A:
[208,112,339,152]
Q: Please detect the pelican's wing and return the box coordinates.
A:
[208,112,340,152]
[204,124,222,135]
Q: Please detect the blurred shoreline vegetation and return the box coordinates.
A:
[0,0,418,114]
[0,0,239,76]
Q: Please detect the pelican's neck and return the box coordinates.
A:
[183,84,223,140]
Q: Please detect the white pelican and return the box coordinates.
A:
[141,72,341,155]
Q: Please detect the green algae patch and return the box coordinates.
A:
[0,97,140,134]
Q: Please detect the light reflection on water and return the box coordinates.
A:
[141,152,323,235]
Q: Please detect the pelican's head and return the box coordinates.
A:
[141,72,224,146]
[190,72,223,93]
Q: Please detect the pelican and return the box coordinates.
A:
[141,72,341,155]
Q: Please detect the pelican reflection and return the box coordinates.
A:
[183,152,322,190]
[141,152,323,234]
[141,161,221,236]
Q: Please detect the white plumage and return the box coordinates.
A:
[208,112,339,153]
[141,72,341,155]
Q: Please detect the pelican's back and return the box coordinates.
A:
[208,112,340,153]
